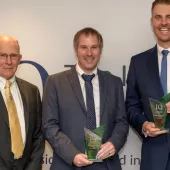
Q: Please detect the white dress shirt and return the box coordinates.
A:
[0,76,26,146]
[157,44,170,93]
[76,64,100,127]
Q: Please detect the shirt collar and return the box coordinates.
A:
[157,44,170,57]
[0,76,16,90]
[76,63,97,77]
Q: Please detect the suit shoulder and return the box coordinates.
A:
[16,77,38,89]
[48,69,71,80]
[131,47,155,61]
[99,70,122,83]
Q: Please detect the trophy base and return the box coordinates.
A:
[86,149,101,162]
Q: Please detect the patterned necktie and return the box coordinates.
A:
[82,74,96,130]
[5,80,24,159]
[161,50,169,95]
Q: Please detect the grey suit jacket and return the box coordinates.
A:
[42,67,128,170]
[0,77,44,170]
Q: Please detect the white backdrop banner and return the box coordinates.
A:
[1,0,156,169]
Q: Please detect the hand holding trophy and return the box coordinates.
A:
[149,93,170,131]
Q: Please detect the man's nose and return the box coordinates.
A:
[5,56,12,64]
[161,18,168,26]
[87,49,92,56]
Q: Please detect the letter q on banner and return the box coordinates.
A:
[20,60,49,90]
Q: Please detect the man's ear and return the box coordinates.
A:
[150,16,153,26]
[19,55,22,62]
[74,48,78,57]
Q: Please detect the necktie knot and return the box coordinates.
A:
[82,74,95,82]
[5,80,12,89]
[162,50,169,57]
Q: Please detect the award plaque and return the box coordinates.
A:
[149,98,167,130]
[149,93,170,131]
[84,125,105,162]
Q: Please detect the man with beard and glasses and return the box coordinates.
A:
[42,27,128,170]
[126,0,170,170]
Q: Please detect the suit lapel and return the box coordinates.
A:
[67,67,86,112]
[0,92,9,127]
[98,69,107,117]
[147,46,164,98]
[67,67,108,117]
[16,78,29,136]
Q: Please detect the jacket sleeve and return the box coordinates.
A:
[42,76,80,166]
[108,77,129,153]
[25,87,45,170]
[125,57,147,137]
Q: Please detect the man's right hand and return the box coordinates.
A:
[142,121,168,137]
[73,153,93,167]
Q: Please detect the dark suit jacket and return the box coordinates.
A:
[0,77,44,170]
[125,46,170,170]
[42,67,128,170]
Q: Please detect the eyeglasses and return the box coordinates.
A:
[0,53,20,60]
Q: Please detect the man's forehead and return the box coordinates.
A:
[0,41,18,49]
[0,39,18,49]
[0,38,19,53]
[153,4,170,13]
[79,34,99,42]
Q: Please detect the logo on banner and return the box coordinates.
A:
[20,60,49,90]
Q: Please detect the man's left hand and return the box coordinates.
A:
[97,142,115,160]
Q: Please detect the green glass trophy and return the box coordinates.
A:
[84,125,105,162]
[149,93,170,131]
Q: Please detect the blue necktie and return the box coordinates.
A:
[82,74,96,130]
[161,50,169,95]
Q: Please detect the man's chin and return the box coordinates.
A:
[158,36,170,42]
[3,74,14,80]
[86,66,96,72]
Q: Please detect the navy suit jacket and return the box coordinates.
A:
[126,46,170,170]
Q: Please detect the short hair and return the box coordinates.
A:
[152,0,170,11]
[73,27,103,51]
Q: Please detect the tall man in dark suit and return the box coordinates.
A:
[0,35,44,170]
[42,27,129,170]
[126,0,170,170]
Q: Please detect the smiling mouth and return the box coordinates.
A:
[85,58,94,63]
[159,28,169,33]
